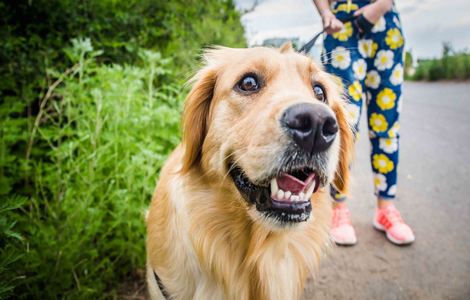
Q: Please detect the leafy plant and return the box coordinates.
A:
[0,196,27,300]
[411,43,470,81]
[19,39,182,299]
[0,0,245,298]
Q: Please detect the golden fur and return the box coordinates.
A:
[146,44,353,300]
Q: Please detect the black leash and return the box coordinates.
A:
[153,270,170,299]
[298,15,371,54]
[298,29,325,54]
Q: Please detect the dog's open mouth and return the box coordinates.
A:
[271,170,319,203]
[229,164,322,224]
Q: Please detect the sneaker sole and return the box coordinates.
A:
[332,236,357,246]
[373,219,415,245]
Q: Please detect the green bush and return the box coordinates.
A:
[0,0,245,298]
[0,196,27,299]
[412,44,470,81]
[0,0,245,198]
[21,41,182,299]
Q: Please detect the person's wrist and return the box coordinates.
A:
[320,9,333,19]
[375,0,393,15]
[363,2,386,23]
[382,0,394,11]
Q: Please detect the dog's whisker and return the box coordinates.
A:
[219,150,252,189]
[320,47,360,60]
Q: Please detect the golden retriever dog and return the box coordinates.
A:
[146,43,353,300]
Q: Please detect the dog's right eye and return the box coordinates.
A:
[237,75,260,93]
[313,85,326,102]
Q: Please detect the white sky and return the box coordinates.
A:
[235,0,470,59]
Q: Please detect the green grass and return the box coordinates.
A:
[0,0,245,298]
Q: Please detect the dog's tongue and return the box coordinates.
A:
[276,173,316,194]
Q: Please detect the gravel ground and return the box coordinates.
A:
[304,81,470,300]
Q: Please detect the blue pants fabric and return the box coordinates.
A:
[323,1,404,200]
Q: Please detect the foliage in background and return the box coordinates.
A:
[0,196,27,299]
[410,43,470,81]
[0,0,245,298]
[404,50,413,80]
[24,41,182,299]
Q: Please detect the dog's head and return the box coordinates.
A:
[180,43,352,228]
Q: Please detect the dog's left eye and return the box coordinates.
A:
[237,75,260,93]
[313,85,326,102]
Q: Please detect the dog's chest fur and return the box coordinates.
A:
[146,150,331,300]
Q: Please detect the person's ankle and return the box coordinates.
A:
[377,198,394,209]
[333,201,348,209]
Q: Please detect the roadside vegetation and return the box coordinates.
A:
[0,0,244,298]
[408,43,470,81]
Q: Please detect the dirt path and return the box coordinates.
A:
[303,82,470,300]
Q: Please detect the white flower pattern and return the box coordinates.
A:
[358,39,377,58]
[374,173,388,192]
[346,103,361,125]
[397,95,403,113]
[387,184,397,196]
[393,16,401,28]
[366,91,372,105]
[374,50,394,71]
[388,122,400,138]
[372,16,386,33]
[353,59,367,80]
[379,138,398,154]
[331,46,351,70]
[365,70,381,89]
[390,63,404,85]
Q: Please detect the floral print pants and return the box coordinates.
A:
[323,1,404,200]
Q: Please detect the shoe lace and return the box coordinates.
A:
[384,206,403,224]
[333,207,351,226]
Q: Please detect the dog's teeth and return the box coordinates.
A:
[291,195,299,202]
[305,180,316,200]
[277,189,285,200]
[299,192,305,201]
[284,191,292,200]
[270,179,279,197]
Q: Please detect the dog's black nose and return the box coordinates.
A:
[281,103,338,154]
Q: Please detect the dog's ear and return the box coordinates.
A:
[331,96,354,195]
[279,41,294,53]
[180,67,217,174]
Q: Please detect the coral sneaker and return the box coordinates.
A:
[373,205,415,245]
[331,205,357,245]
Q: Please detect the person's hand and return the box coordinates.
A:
[321,11,344,34]
[353,0,392,24]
